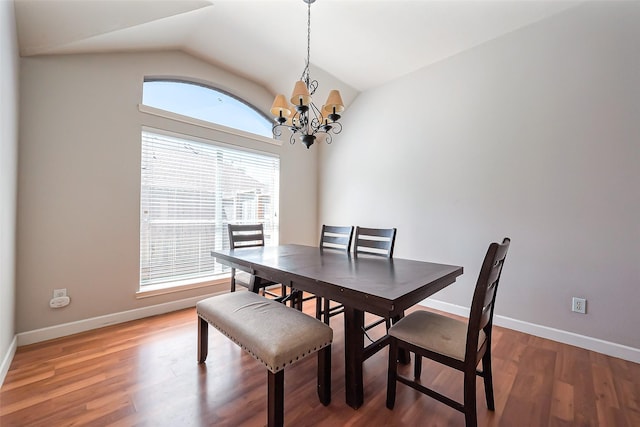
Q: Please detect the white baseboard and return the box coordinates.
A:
[420,299,640,364]
[0,335,17,387]
[17,292,223,347]
[10,294,638,373]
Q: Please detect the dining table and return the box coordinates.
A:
[211,243,463,409]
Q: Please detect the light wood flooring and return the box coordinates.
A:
[1,299,639,426]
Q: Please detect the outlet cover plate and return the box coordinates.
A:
[572,297,586,314]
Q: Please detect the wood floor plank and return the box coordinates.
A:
[570,345,600,427]
[1,304,638,426]
[550,380,574,423]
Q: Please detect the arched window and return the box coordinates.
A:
[142,79,273,138]
[139,79,279,293]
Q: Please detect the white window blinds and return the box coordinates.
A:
[140,130,280,288]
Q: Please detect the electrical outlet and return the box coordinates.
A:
[572,297,586,314]
[53,288,67,298]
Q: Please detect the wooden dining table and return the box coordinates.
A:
[211,244,463,409]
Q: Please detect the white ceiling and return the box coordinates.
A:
[14,0,579,102]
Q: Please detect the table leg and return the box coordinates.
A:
[248,274,263,294]
[344,306,364,409]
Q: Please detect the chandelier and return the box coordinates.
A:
[270,0,344,149]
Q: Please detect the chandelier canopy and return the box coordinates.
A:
[270,0,344,149]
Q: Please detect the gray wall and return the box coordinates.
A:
[16,51,318,333]
[319,2,639,349]
[0,0,19,376]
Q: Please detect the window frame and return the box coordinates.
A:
[137,78,280,297]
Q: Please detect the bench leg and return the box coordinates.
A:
[317,345,331,406]
[267,370,284,427]
[197,316,208,363]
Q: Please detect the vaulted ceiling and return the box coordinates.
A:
[14,0,579,105]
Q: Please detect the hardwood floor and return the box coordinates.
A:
[1,300,639,426]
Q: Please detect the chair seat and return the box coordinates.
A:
[233,271,252,287]
[234,270,277,289]
[389,311,486,362]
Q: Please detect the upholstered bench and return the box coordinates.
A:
[196,291,333,427]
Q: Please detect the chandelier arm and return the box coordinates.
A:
[313,118,341,136]
[307,79,318,96]
[272,123,297,138]
[328,121,342,135]
[309,102,323,118]
[272,123,284,137]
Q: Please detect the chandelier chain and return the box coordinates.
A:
[300,0,311,84]
[307,0,311,75]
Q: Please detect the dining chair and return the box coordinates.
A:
[227,223,287,300]
[386,237,511,427]
[315,225,354,324]
[354,226,397,338]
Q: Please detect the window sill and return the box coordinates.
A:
[136,276,229,299]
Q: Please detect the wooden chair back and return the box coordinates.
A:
[465,237,511,364]
[228,223,267,249]
[354,227,396,258]
[319,225,354,252]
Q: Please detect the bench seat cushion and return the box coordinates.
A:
[197,292,333,373]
